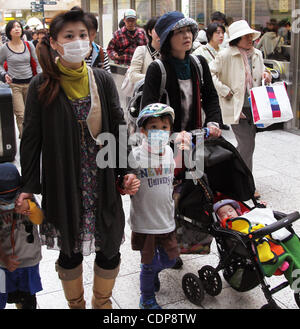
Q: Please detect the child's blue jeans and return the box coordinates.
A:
[140,246,176,301]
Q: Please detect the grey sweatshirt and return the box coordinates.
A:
[0,208,42,268]
[0,41,42,82]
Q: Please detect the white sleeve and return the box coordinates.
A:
[128,46,147,85]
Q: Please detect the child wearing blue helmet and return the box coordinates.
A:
[129,103,187,309]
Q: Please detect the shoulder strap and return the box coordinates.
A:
[274,35,282,49]
[269,35,283,56]
[189,54,203,128]
[24,41,37,76]
[154,59,168,101]
[205,47,216,60]
[146,44,159,61]
[24,41,31,55]
[189,54,204,86]
[92,42,99,53]
[92,45,105,68]
[99,47,104,66]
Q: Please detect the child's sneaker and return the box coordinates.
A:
[139,296,162,309]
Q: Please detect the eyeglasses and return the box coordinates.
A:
[24,222,34,244]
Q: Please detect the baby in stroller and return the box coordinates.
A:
[182,196,300,309]
[178,134,300,309]
[213,199,300,280]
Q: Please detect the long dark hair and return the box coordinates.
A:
[36,8,90,107]
[160,31,175,60]
[160,31,194,60]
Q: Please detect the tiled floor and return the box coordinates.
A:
[5,128,300,309]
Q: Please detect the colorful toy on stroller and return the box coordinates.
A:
[175,130,300,309]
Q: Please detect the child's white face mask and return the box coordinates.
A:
[0,196,17,211]
[57,39,90,63]
[147,130,170,154]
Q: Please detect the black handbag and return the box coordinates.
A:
[266,36,289,61]
[204,143,232,167]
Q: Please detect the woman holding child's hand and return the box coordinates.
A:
[123,174,141,195]
[19,8,139,309]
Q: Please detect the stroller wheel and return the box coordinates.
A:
[182,273,205,306]
[294,292,300,308]
[198,265,222,296]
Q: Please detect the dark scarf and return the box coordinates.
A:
[169,55,191,80]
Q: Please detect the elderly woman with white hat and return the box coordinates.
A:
[210,20,271,199]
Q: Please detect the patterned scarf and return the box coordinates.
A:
[238,47,255,94]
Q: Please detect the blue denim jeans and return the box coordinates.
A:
[140,246,176,301]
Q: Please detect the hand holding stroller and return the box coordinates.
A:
[176,135,300,309]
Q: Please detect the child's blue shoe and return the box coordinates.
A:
[139,296,162,309]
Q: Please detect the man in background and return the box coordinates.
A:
[193,11,229,49]
[107,9,147,66]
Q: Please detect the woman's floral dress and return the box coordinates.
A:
[40,96,101,255]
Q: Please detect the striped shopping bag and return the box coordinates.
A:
[249,82,293,127]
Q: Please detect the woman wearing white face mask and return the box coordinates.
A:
[17,9,140,309]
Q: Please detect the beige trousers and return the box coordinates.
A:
[10,83,29,138]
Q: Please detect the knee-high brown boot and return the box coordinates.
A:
[56,262,86,309]
[92,262,120,309]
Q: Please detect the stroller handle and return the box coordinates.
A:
[190,128,210,138]
[249,211,300,240]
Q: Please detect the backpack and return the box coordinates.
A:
[92,42,105,68]
[126,54,203,138]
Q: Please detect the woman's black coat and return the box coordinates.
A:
[20,68,137,259]
[141,54,222,132]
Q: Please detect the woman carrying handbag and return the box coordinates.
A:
[210,20,271,199]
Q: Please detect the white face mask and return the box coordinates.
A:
[57,39,90,63]
[0,195,17,211]
[147,130,170,154]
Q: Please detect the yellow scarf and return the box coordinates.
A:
[57,59,89,100]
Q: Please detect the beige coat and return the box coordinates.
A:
[210,46,265,124]
[128,45,153,85]
[256,32,284,57]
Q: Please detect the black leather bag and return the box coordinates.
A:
[0,87,16,163]
[266,36,289,61]
[266,50,289,61]
[204,143,232,167]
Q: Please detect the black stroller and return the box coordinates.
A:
[175,130,300,309]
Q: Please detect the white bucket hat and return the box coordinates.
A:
[228,20,261,43]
